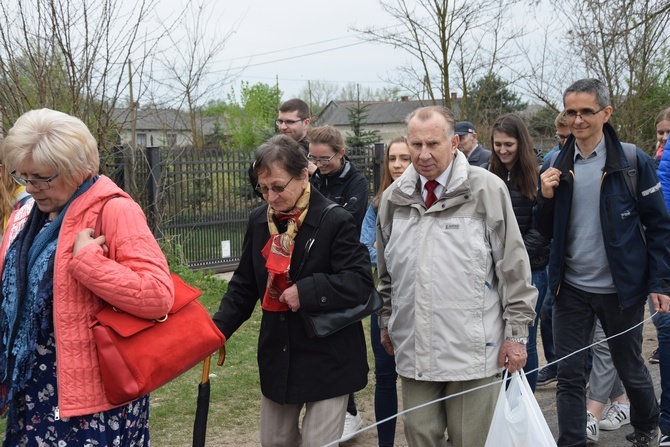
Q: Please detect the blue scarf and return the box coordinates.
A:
[0,177,96,408]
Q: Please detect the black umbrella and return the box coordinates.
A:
[193,347,226,447]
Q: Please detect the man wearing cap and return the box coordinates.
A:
[455,121,491,168]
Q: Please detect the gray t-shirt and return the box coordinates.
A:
[564,137,616,293]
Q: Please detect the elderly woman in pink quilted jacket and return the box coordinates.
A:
[0,108,174,446]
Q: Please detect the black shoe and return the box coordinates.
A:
[537,367,557,386]
[650,348,660,364]
[626,429,660,447]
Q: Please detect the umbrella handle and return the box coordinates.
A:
[200,346,226,384]
[200,355,212,384]
[217,346,226,367]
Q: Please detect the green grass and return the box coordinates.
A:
[151,269,376,446]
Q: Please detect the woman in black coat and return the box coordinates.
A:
[213,134,373,447]
[489,114,550,392]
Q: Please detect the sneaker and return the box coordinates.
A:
[660,433,670,447]
[600,402,630,431]
[587,411,599,444]
[341,411,363,441]
[650,349,660,364]
[537,367,557,386]
[626,428,660,447]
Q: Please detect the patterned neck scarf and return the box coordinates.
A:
[261,183,310,311]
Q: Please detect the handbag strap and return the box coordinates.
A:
[95,195,121,237]
[291,203,340,281]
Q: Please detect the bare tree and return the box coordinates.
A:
[0,0,162,150]
[298,80,341,115]
[554,0,670,146]
[153,0,233,149]
[352,0,525,117]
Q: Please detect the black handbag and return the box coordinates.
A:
[295,204,381,338]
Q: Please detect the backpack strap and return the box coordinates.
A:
[620,143,638,201]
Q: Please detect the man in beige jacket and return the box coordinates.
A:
[376,106,537,447]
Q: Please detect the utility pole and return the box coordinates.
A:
[127,59,138,195]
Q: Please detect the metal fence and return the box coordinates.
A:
[116,144,382,271]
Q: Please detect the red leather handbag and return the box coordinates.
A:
[91,272,226,405]
[89,197,226,405]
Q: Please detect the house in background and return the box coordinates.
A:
[113,107,217,148]
[315,96,461,145]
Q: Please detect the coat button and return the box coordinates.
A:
[279,314,285,321]
[282,345,287,352]
[320,296,327,303]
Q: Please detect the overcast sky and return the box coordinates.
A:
[152,0,418,102]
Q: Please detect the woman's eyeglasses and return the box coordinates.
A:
[11,171,59,190]
[255,177,293,194]
[307,153,338,166]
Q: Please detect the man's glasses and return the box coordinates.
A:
[564,107,606,120]
[255,177,293,195]
[275,119,306,126]
[307,153,338,166]
[11,171,59,190]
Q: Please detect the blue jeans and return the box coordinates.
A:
[651,302,670,435]
[525,269,547,391]
[371,314,397,447]
[554,282,658,447]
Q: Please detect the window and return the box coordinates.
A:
[136,133,147,147]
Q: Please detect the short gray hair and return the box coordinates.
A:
[563,79,610,109]
[405,106,456,137]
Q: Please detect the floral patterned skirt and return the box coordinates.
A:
[3,325,150,446]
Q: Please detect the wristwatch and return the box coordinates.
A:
[506,336,528,345]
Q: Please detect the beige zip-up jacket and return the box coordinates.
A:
[376,152,537,382]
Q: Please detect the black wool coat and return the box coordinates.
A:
[213,188,373,404]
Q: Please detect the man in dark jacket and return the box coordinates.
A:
[534,78,670,447]
[455,121,491,168]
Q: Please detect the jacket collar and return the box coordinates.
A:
[553,122,629,174]
[391,151,471,207]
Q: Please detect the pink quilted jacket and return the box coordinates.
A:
[0,176,174,417]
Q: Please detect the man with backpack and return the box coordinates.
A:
[534,78,670,447]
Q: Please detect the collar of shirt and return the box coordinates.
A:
[574,135,605,161]
[419,164,452,201]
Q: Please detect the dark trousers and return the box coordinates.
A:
[553,282,658,447]
[371,314,398,446]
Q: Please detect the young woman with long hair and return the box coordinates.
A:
[490,114,550,392]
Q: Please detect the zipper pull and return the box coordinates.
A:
[54,407,60,421]
[507,171,511,181]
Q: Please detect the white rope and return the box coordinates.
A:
[321,310,658,447]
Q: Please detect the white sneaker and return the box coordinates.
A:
[587,411,600,444]
[599,402,630,431]
[341,411,363,441]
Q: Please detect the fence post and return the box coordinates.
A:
[145,146,163,238]
[373,142,385,195]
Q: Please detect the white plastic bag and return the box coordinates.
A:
[484,369,557,447]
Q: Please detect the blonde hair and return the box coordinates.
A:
[0,140,20,230]
[3,108,99,188]
[373,136,408,207]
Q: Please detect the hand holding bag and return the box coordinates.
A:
[89,197,226,405]
[296,204,382,338]
[484,369,557,447]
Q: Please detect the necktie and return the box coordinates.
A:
[425,180,438,208]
